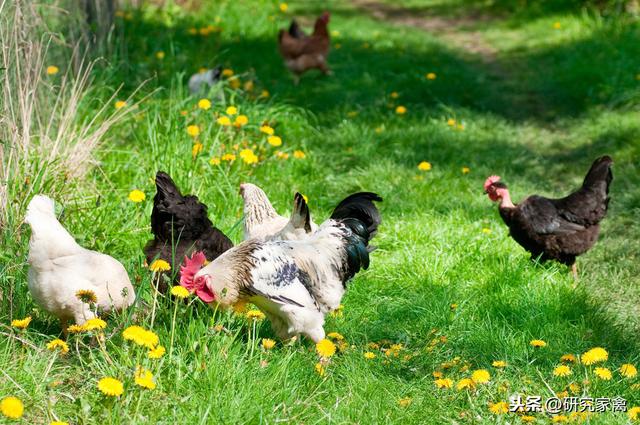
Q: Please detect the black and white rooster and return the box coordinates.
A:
[180,192,382,342]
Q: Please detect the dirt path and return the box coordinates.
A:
[350,0,500,66]
[350,0,549,119]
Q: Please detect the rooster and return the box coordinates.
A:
[484,156,613,277]
[240,183,381,242]
[278,12,331,84]
[144,172,233,292]
[24,195,136,330]
[180,192,382,342]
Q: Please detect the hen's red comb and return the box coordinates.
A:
[180,251,207,291]
[483,175,501,191]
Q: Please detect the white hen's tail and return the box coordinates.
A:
[25,195,80,259]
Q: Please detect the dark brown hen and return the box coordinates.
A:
[144,172,233,292]
[484,156,613,276]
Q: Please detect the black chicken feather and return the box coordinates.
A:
[144,171,233,291]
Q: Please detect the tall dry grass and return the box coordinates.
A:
[0,0,128,228]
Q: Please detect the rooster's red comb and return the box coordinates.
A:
[483,175,501,191]
[180,251,207,291]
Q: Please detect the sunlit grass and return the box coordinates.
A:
[1,0,639,423]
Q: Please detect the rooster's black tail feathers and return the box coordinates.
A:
[331,192,382,282]
[331,192,383,243]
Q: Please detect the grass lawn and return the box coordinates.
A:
[1,0,639,423]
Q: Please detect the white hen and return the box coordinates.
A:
[25,195,135,330]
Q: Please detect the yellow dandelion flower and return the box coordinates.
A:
[187,124,201,137]
[156,51,165,60]
[221,153,236,162]
[426,72,437,80]
[260,89,270,98]
[123,325,159,349]
[489,401,508,414]
[395,105,407,114]
[581,347,608,365]
[530,339,547,348]
[67,324,85,334]
[327,332,344,340]
[46,65,59,75]
[347,111,359,118]
[561,354,576,363]
[239,149,259,165]
[553,22,561,29]
[267,135,282,147]
[46,338,69,354]
[134,366,156,390]
[128,189,145,203]
[398,397,412,407]
[471,369,491,384]
[0,396,23,419]
[293,150,306,159]
[620,364,637,378]
[98,377,123,397]
[170,286,190,299]
[594,367,612,380]
[462,166,470,174]
[243,80,254,91]
[447,118,456,126]
[456,378,475,391]
[279,2,288,12]
[314,362,326,376]
[432,371,443,379]
[492,360,507,368]
[150,259,171,272]
[216,116,231,126]
[198,98,211,110]
[364,351,376,359]
[84,318,107,331]
[225,106,238,115]
[76,289,97,304]
[260,125,274,135]
[390,91,399,99]
[114,100,127,109]
[568,382,581,393]
[148,345,166,359]
[435,378,453,389]
[246,309,265,320]
[551,415,568,423]
[209,157,221,166]
[262,338,276,350]
[418,161,432,171]
[553,365,572,377]
[521,415,535,422]
[192,142,203,158]
[11,316,31,329]
[629,406,640,421]
[316,338,336,358]
[234,115,249,127]
[50,421,70,425]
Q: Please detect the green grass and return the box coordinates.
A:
[2,0,640,423]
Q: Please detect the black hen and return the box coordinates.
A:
[484,156,613,275]
[144,171,233,292]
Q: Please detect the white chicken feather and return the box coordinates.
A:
[25,195,135,330]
